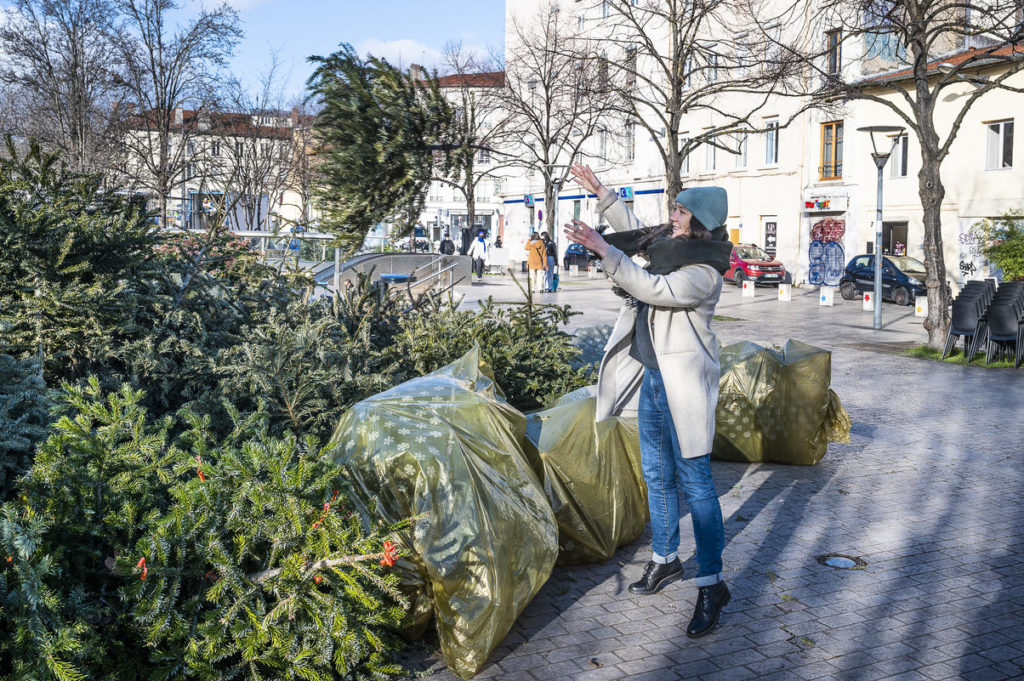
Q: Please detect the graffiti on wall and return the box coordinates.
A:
[808,218,846,286]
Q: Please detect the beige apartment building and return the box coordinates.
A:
[478,0,1024,288]
[120,107,316,236]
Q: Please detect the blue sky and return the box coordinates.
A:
[225,0,506,100]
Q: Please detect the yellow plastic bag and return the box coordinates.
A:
[714,339,851,465]
[328,347,558,679]
[524,387,648,565]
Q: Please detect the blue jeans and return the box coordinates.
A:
[638,368,724,585]
[545,255,555,290]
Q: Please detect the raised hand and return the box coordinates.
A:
[569,163,611,200]
[563,218,610,258]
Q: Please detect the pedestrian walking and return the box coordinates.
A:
[440,233,456,255]
[468,232,488,281]
[541,232,557,292]
[566,162,734,638]
[526,232,547,295]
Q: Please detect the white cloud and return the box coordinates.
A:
[354,38,445,70]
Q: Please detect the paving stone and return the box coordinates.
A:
[392,280,1024,681]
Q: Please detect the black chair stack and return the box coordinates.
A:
[982,282,1024,367]
[942,280,995,361]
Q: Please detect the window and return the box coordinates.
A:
[598,52,610,90]
[577,14,585,31]
[602,0,609,18]
[708,53,719,83]
[682,57,693,89]
[820,120,844,180]
[599,128,608,158]
[494,178,503,195]
[735,133,748,168]
[186,141,195,155]
[826,29,841,75]
[261,142,272,157]
[210,141,220,157]
[681,136,690,173]
[765,118,779,165]
[477,147,491,164]
[890,133,908,177]
[625,46,637,89]
[705,139,716,171]
[235,140,244,156]
[625,121,636,162]
[986,120,1013,169]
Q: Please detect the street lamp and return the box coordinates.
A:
[858,125,905,331]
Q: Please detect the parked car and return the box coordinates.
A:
[725,244,789,286]
[563,242,602,271]
[839,254,927,306]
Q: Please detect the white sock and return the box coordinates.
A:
[652,551,677,564]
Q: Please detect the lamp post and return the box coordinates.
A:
[858,125,905,330]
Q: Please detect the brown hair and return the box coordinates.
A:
[637,216,712,251]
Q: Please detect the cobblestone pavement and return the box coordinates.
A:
[400,273,1024,681]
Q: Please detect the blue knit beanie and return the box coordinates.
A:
[674,187,728,230]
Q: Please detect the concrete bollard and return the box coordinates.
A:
[570,264,579,276]
[863,291,873,311]
[742,280,755,297]
[820,286,835,306]
[915,294,928,317]
[778,283,792,301]
[588,266,595,279]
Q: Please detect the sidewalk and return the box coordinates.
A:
[403,272,1024,681]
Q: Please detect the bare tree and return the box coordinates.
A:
[747,0,1024,348]
[0,0,120,172]
[434,42,516,239]
[501,1,617,238]
[584,0,800,210]
[215,57,299,234]
[108,0,242,227]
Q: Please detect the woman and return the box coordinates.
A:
[541,232,557,292]
[525,232,547,294]
[565,163,732,638]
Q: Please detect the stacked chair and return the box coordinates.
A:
[942,279,995,361]
[982,282,1024,367]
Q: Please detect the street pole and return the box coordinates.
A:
[872,155,886,331]
[858,125,904,332]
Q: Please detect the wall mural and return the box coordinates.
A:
[808,218,846,286]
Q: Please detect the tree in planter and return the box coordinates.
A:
[307,44,456,253]
[745,0,1024,348]
[972,211,1024,281]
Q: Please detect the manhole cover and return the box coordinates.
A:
[817,554,867,569]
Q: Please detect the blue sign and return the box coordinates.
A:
[524,194,534,206]
[618,186,634,200]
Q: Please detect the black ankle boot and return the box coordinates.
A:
[628,559,682,595]
[686,580,730,638]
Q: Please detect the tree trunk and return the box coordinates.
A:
[919,157,951,349]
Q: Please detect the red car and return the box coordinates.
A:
[725,244,789,287]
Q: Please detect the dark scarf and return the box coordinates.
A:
[603,225,733,307]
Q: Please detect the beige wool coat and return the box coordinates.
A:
[594,194,724,459]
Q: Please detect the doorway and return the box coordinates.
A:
[883,222,908,256]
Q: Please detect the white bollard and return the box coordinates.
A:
[588,266,595,279]
[862,291,873,311]
[778,283,792,301]
[742,280,755,297]
[915,294,928,317]
[820,286,835,306]
[569,264,579,276]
